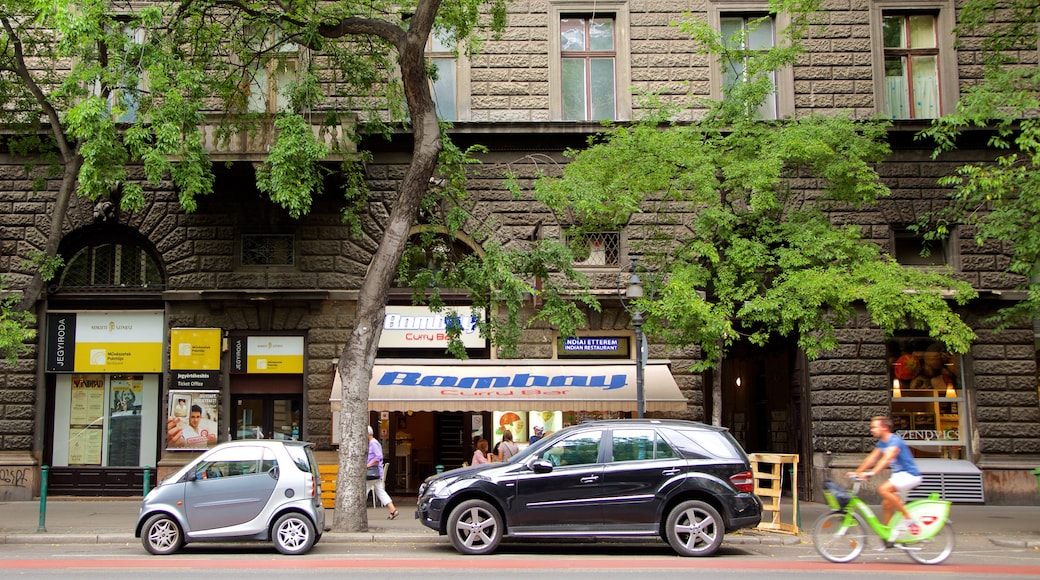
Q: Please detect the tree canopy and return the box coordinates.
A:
[920,0,1040,329]
[524,0,977,391]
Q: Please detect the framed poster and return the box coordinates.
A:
[167,390,219,450]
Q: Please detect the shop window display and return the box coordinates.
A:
[888,336,965,459]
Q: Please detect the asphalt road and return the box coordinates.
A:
[3,535,1040,579]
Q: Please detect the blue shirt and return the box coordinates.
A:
[877,433,920,476]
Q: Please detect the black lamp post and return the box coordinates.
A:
[625,266,645,419]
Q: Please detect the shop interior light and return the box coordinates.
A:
[892,378,902,398]
[945,383,957,398]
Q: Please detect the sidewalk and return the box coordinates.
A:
[2,496,1039,548]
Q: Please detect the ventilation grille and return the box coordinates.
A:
[907,460,985,503]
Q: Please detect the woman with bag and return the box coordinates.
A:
[498,430,520,461]
[366,425,399,519]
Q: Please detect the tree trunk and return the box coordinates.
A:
[712,344,723,427]
[332,3,443,532]
[17,156,81,311]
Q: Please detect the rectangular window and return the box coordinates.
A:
[52,373,160,467]
[892,226,952,268]
[720,14,778,119]
[428,29,458,120]
[882,13,940,119]
[241,234,296,266]
[561,16,617,121]
[572,231,621,267]
[888,335,966,459]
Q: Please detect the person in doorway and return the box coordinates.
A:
[367,425,399,519]
[497,429,520,461]
[529,425,544,444]
[850,415,923,532]
[471,439,490,465]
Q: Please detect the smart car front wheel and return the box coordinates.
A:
[141,514,184,555]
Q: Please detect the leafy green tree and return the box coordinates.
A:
[2,0,591,531]
[920,0,1040,329]
[525,0,977,425]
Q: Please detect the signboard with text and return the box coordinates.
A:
[378,305,484,349]
[230,336,304,374]
[46,312,164,373]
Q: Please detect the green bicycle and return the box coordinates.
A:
[814,475,955,565]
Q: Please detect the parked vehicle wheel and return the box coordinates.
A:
[141,514,184,555]
[665,500,725,556]
[272,512,317,555]
[447,499,503,555]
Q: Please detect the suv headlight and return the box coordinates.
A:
[425,479,451,498]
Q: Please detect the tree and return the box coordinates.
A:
[920,0,1040,329]
[2,0,590,532]
[523,0,977,425]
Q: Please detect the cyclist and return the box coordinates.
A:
[851,415,923,531]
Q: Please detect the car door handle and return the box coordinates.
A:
[580,475,600,484]
[662,468,680,476]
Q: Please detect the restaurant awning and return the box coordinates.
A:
[329,359,688,413]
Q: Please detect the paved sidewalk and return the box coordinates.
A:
[2,496,1039,548]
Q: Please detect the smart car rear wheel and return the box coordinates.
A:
[447,499,503,555]
[665,500,725,557]
[272,512,317,555]
[141,514,184,555]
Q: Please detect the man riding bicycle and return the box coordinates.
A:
[851,415,923,530]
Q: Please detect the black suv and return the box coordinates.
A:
[416,419,762,556]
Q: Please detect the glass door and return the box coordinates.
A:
[233,395,301,441]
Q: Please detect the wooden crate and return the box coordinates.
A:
[748,452,799,534]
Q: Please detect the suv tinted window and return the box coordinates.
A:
[666,428,742,460]
[538,430,602,467]
[611,428,678,462]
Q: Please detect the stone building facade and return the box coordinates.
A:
[1,1,1038,503]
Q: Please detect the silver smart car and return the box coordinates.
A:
[135,439,325,555]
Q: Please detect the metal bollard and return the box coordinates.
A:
[144,466,152,495]
[37,465,48,533]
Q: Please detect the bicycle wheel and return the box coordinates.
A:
[813,511,868,563]
[905,523,955,565]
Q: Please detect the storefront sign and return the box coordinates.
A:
[170,328,222,370]
[45,312,164,373]
[330,361,688,413]
[379,305,484,349]
[229,336,304,374]
[172,370,221,390]
[558,336,626,357]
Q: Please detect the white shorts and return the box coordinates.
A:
[890,471,924,492]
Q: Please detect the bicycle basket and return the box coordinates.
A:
[823,479,851,509]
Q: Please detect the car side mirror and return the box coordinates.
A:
[529,458,553,474]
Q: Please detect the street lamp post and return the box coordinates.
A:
[625,267,645,419]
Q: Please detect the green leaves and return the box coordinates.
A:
[256,114,330,219]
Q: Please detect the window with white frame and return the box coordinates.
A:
[720,14,778,119]
[549,1,631,121]
[870,2,958,120]
[708,1,794,119]
[428,28,471,121]
[245,32,301,114]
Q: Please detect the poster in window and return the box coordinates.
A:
[167,390,219,450]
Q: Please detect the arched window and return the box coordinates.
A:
[56,231,164,292]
